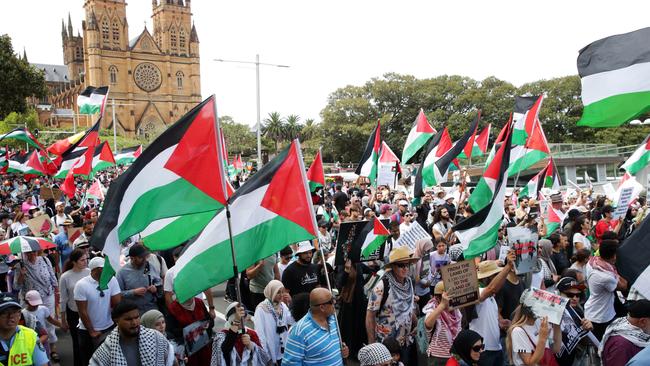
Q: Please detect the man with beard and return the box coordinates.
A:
[90,300,173,366]
[282,241,322,303]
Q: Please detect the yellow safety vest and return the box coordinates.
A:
[0,325,37,366]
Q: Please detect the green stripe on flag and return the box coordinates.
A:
[578,91,650,127]
[403,133,432,162]
[308,180,323,193]
[625,150,650,175]
[507,150,548,177]
[361,235,387,259]
[463,220,501,259]
[141,211,218,251]
[79,104,101,115]
[545,223,560,238]
[468,179,493,213]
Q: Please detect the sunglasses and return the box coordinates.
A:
[394,263,410,269]
[314,298,335,306]
[472,344,485,352]
[564,292,581,299]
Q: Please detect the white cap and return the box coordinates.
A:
[398,200,409,206]
[295,241,315,254]
[89,257,105,270]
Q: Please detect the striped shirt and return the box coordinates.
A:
[282,310,343,366]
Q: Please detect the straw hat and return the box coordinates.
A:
[434,281,445,295]
[384,246,419,268]
[477,260,503,279]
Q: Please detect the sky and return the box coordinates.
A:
[2,0,650,128]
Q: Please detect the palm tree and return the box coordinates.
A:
[285,114,302,140]
[302,118,316,140]
[262,112,285,152]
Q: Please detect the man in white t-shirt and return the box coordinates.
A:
[469,252,515,366]
[51,202,71,234]
[74,257,121,365]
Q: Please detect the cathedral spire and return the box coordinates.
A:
[88,9,98,30]
[61,19,67,39]
[67,13,74,38]
[190,22,199,43]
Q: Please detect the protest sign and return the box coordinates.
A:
[26,214,52,237]
[522,287,569,325]
[182,319,211,356]
[393,222,431,251]
[440,260,480,310]
[539,200,550,218]
[507,227,539,274]
[377,164,397,189]
[335,219,388,265]
[558,306,591,357]
[68,227,83,244]
[40,187,63,201]
[613,186,634,219]
[498,245,510,263]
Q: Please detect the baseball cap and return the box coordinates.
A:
[127,243,150,258]
[89,256,105,270]
[25,290,43,306]
[0,293,20,313]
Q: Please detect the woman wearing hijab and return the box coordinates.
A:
[211,302,270,366]
[424,282,462,366]
[167,294,214,365]
[253,280,295,365]
[537,239,559,288]
[141,309,176,366]
[413,238,434,312]
[446,329,484,366]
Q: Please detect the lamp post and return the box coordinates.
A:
[213,55,289,168]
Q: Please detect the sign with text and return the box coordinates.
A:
[393,222,431,251]
[522,287,569,325]
[507,227,539,275]
[558,306,591,357]
[440,260,480,310]
[539,200,550,218]
[613,186,634,219]
[377,164,397,189]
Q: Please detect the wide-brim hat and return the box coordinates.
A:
[384,246,419,268]
[295,241,315,254]
[477,260,503,279]
[434,281,445,295]
[61,218,74,226]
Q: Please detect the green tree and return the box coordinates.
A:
[262,112,286,152]
[0,35,47,120]
[284,114,302,140]
[220,115,257,156]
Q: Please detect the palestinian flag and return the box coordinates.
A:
[379,141,402,174]
[114,146,142,166]
[77,86,109,115]
[0,236,56,255]
[356,120,381,186]
[415,113,479,195]
[546,207,566,237]
[460,124,491,159]
[508,96,550,176]
[26,150,48,175]
[454,122,512,258]
[359,218,391,259]
[0,128,44,151]
[621,133,650,176]
[81,179,105,207]
[306,148,325,192]
[53,147,94,178]
[90,142,116,177]
[92,96,232,287]
[577,27,650,127]
[0,148,7,174]
[60,170,77,199]
[171,139,318,302]
[485,115,512,168]
[519,158,561,199]
[402,109,436,164]
[233,155,244,172]
[8,151,43,175]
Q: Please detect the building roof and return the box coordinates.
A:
[31,63,69,83]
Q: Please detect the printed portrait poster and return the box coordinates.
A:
[522,287,569,325]
[507,227,539,275]
[440,260,480,310]
[558,306,591,357]
[182,319,211,356]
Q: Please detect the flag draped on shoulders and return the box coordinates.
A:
[620,133,650,176]
[577,27,650,127]
[91,96,231,288]
[171,139,318,302]
[455,122,512,258]
[508,96,550,176]
[356,120,381,186]
[402,109,435,164]
[306,148,325,192]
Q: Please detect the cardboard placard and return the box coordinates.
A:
[613,186,634,219]
[40,187,63,201]
[507,227,539,274]
[393,222,431,251]
[522,287,569,325]
[26,214,52,237]
[440,260,480,310]
[377,164,397,189]
[67,227,83,244]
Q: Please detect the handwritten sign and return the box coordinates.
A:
[507,227,539,275]
[440,260,480,310]
[393,222,431,251]
[613,186,634,220]
[522,287,569,325]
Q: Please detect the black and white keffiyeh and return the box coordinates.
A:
[357,343,393,366]
[599,317,650,357]
[90,326,170,366]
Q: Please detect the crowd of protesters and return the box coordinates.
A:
[0,162,649,366]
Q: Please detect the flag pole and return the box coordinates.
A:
[212,96,243,308]
[295,140,345,357]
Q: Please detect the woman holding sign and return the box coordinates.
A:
[423,282,462,366]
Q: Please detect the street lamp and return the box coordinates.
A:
[214,55,290,168]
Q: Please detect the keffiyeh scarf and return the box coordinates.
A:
[599,317,650,357]
[90,326,170,366]
[386,271,415,330]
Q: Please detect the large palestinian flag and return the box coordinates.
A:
[77,86,109,115]
[92,96,232,288]
[460,124,490,159]
[359,218,390,259]
[54,147,94,178]
[415,113,479,194]
[171,139,318,302]
[577,27,650,127]
[356,120,381,186]
[89,142,116,177]
[402,109,436,164]
[115,146,142,166]
[306,148,325,192]
[0,128,44,151]
[620,133,650,176]
[519,158,561,199]
[508,96,550,176]
[8,151,43,175]
[454,122,512,258]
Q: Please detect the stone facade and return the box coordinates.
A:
[44,0,201,137]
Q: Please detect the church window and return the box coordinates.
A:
[170,28,177,53]
[179,28,186,51]
[176,71,184,90]
[109,65,118,85]
[101,18,110,46]
[75,47,82,59]
[112,20,120,45]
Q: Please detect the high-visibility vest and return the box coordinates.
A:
[0,325,37,366]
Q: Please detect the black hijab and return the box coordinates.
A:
[450,329,483,366]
